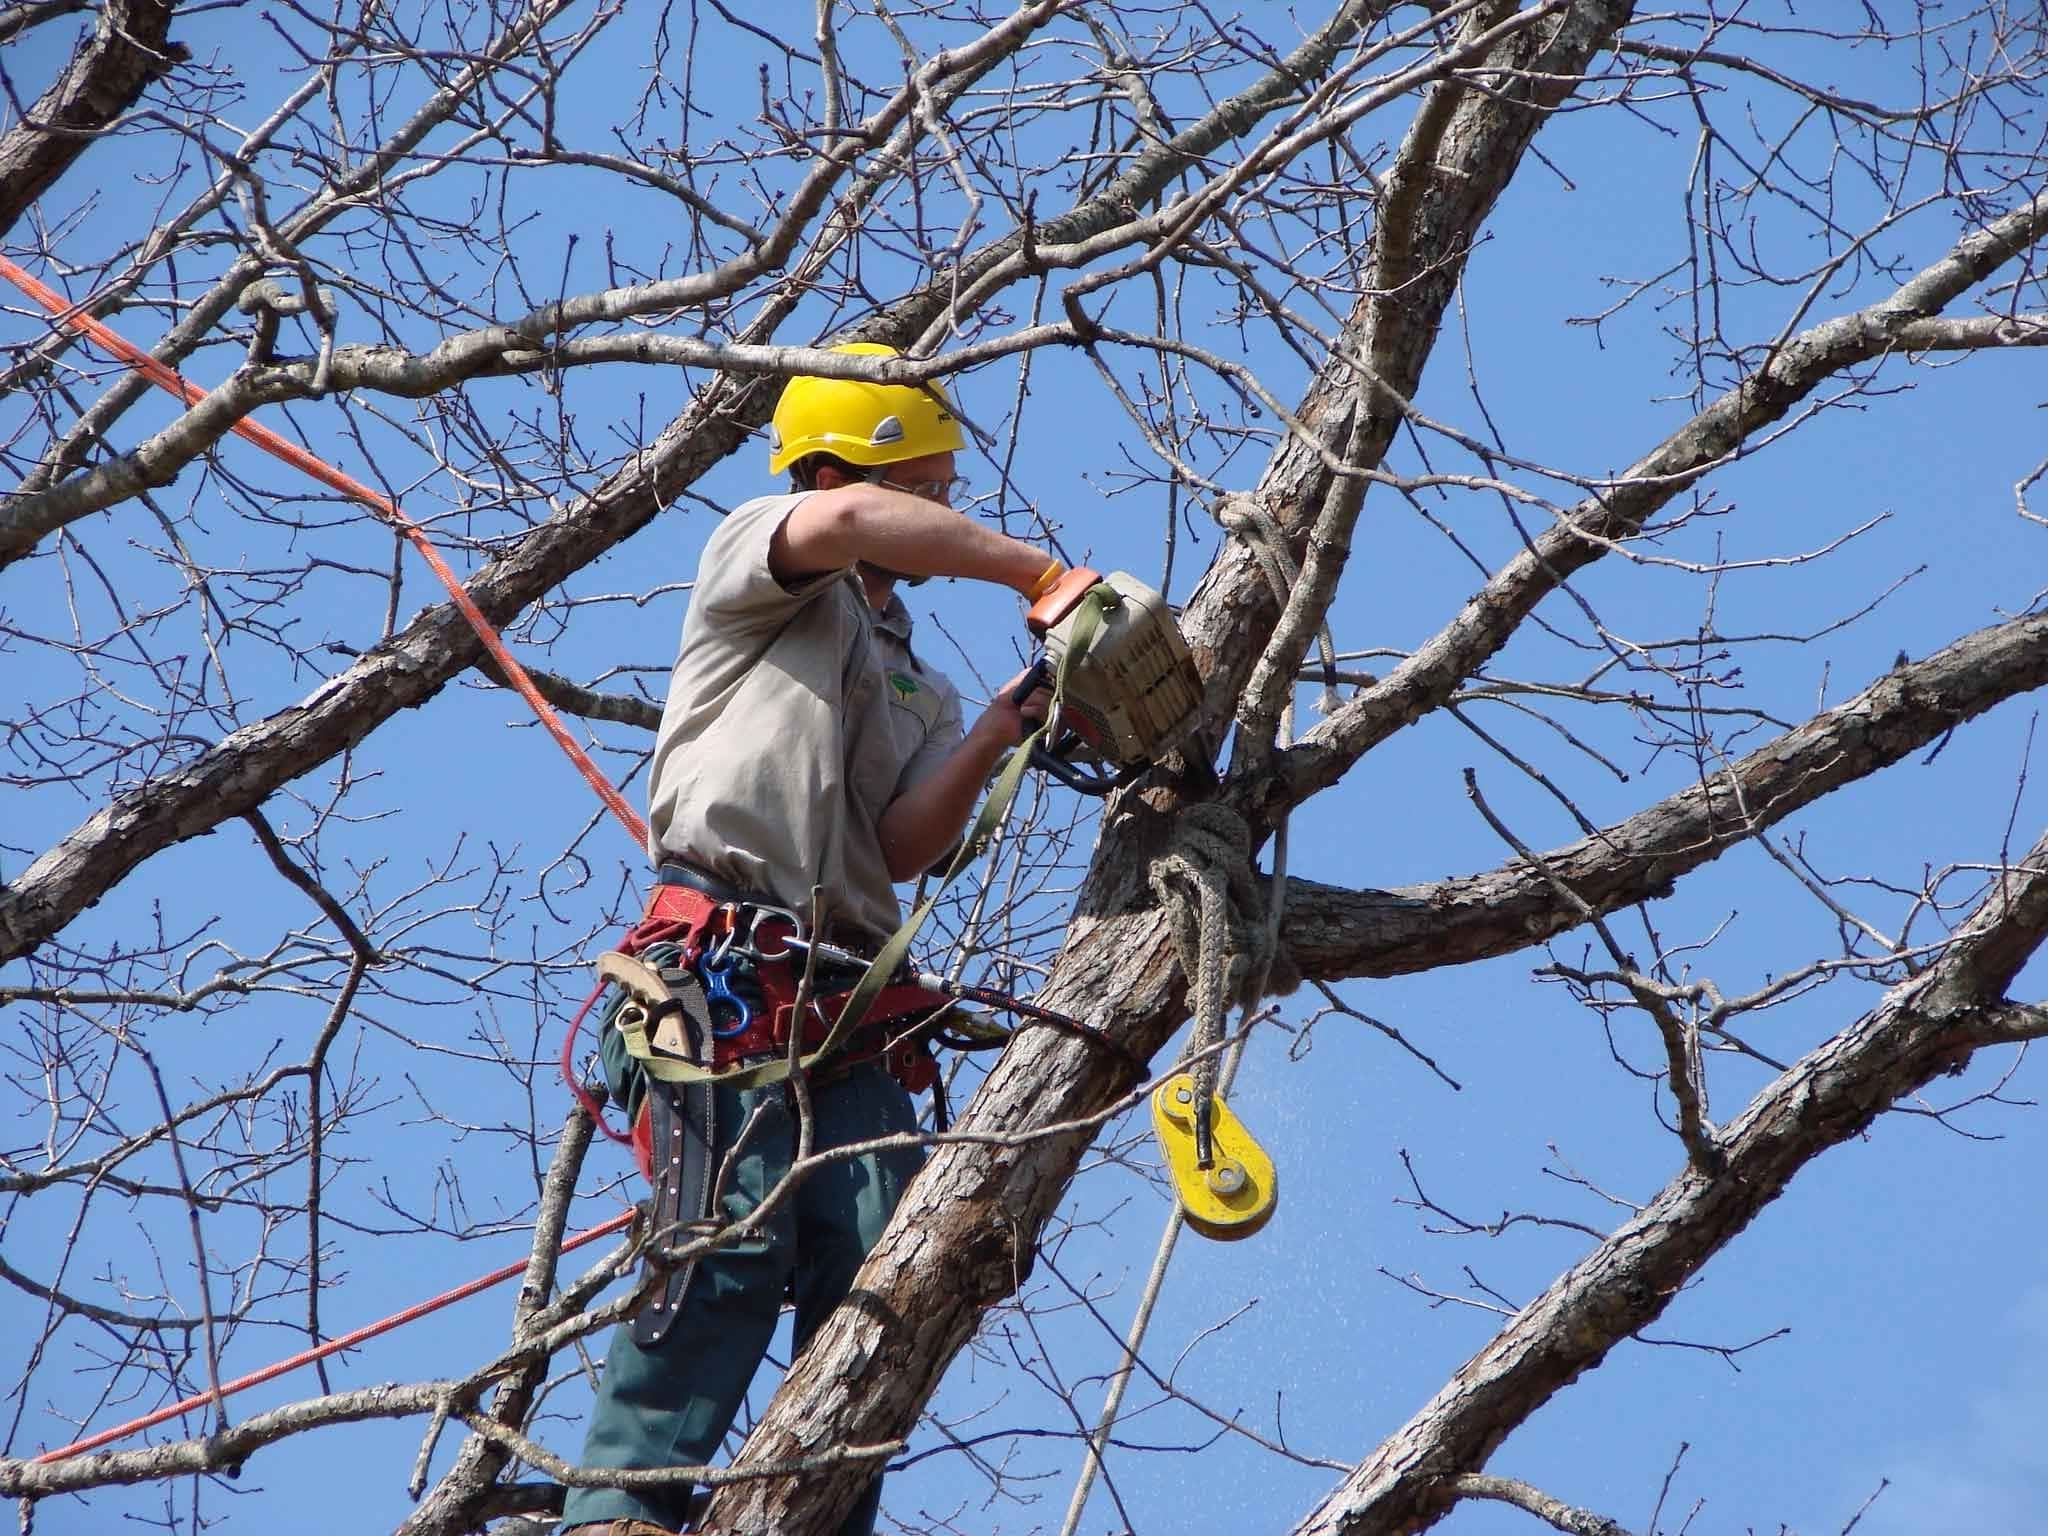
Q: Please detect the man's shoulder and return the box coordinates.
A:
[709,489,810,547]
[689,490,847,624]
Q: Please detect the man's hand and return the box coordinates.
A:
[972,663,1051,749]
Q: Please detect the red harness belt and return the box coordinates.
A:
[617,882,947,1179]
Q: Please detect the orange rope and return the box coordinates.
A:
[2,258,657,1464]
[30,1208,636,1463]
[0,254,650,848]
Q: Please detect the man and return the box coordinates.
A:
[561,343,1062,1536]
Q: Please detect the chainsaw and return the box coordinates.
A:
[1013,567,1204,795]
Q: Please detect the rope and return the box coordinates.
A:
[1053,1022,1241,1536]
[0,257,658,1464]
[1214,491,1341,715]
[29,1208,636,1464]
[1063,810,1295,1536]
[0,254,649,849]
[560,980,634,1145]
[1145,802,1284,1163]
[1065,497,1316,1529]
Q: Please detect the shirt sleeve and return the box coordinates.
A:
[691,492,850,645]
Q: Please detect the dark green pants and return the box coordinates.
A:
[561,1057,925,1535]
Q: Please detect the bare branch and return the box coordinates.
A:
[1290,831,2048,1535]
[0,0,186,238]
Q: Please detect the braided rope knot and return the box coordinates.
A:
[1147,804,1297,1132]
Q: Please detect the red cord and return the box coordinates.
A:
[0,254,650,850]
[31,1208,636,1464]
[562,979,632,1145]
[559,915,695,1143]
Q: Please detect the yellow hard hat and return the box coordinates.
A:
[767,342,966,475]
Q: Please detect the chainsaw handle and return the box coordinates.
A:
[1011,657,1138,795]
[1025,565,1103,635]
[1029,739,1144,796]
[1009,656,1050,707]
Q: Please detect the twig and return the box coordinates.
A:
[1463,770,1722,1173]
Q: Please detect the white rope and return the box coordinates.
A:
[1062,496,1311,1529]
[1147,802,1273,1150]
[1059,807,1293,1536]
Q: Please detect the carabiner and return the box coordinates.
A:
[739,903,806,961]
[699,956,752,1039]
[702,903,743,968]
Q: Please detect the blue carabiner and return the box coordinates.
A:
[699,955,752,1039]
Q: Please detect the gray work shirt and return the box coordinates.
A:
[646,492,966,945]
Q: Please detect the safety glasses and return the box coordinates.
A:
[867,469,971,505]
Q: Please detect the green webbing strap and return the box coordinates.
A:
[621,584,1117,1092]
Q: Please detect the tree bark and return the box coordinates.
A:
[1284,609,2048,980]
[0,0,185,238]
[688,609,2048,1532]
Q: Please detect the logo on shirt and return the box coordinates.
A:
[889,671,920,700]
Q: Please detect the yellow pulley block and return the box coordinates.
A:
[1150,1072,1278,1241]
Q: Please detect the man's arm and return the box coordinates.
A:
[876,669,1043,882]
[769,483,1050,593]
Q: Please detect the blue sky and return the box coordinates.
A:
[4,6,2046,1535]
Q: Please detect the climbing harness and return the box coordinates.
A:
[581,863,1140,1112]
[584,570,1187,1106]
[604,868,959,1095]
[567,862,958,1342]
[581,858,1139,1345]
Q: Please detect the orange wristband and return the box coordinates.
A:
[1023,558,1065,601]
